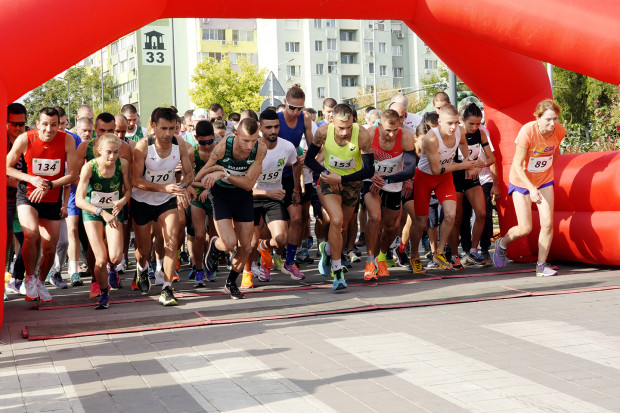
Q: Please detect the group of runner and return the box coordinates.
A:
[4,86,565,308]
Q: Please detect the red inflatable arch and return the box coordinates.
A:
[2,0,620,324]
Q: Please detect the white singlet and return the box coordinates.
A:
[417,126,461,175]
[131,137,180,205]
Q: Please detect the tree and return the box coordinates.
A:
[190,56,267,114]
[419,63,473,109]
[24,66,118,126]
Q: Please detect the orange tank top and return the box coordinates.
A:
[23,130,66,202]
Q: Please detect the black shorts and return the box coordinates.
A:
[282,174,294,209]
[401,182,414,204]
[130,197,178,226]
[301,183,313,204]
[362,181,402,211]
[16,191,62,221]
[209,184,254,222]
[428,195,443,228]
[309,182,323,220]
[453,169,481,193]
[253,198,286,226]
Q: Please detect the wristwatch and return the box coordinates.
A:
[46,180,54,189]
[95,207,103,216]
[179,183,187,189]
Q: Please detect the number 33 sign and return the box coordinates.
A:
[142,25,172,66]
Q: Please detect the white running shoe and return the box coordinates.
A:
[37,280,53,302]
[154,270,165,286]
[25,276,38,301]
[251,261,261,278]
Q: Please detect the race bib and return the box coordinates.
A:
[145,168,175,184]
[468,143,481,160]
[33,158,61,176]
[527,155,553,173]
[328,155,356,170]
[90,191,119,208]
[375,158,400,175]
[258,168,282,184]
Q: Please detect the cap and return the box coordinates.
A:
[192,108,208,120]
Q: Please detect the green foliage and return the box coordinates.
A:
[190,56,266,114]
[560,101,620,153]
[24,66,118,126]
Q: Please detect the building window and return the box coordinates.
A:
[113,64,119,76]
[202,52,223,61]
[391,22,403,33]
[369,63,374,74]
[341,53,356,64]
[111,41,118,55]
[328,61,338,74]
[315,40,323,52]
[202,29,225,41]
[425,59,438,70]
[393,67,403,78]
[377,22,385,31]
[314,19,322,29]
[232,30,254,42]
[316,64,324,75]
[364,40,373,53]
[378,42,386,54]
[342,76,359,87]
[380,65,387,76]
[325,19,336,28]
[285,42,300,53]
[339,30,356,41]
[327,38,337,51]
[317,87,325,98]
[392,45,403,56]
[285,19,300,30]
[286,65,301,77]
[229,53,252,64]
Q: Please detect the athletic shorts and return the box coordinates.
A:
[401,181,415,204]
[282,175,295,209]
[208,184,254,222]
[82,208,122,224]
[319,179,362,209]
[310,182,323,220]
[301,183,313,204]
[190,195,213,215]
[16,191,62,221]
[67,188,80,216]
[428,195,443,228]
[508,180,554,196]
[130,197,178,226]
[453,169,481,193]
[253,198,287,226]
[362,181,402,211]
[413,168,456,216]
[122,203,130,224]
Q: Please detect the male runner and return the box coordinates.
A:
[122,104,147,142]
[305,104,374,290]
[316,98,336,127]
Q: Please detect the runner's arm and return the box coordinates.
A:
[340,126,375,183]
[120,158,132,204]
[74,163,96,213]
[177,140,195,186]
[195,139,226,181]
[303,114,314,146]
[304,126,327,174]
[226,141,267,191]
[510,145,537,192]
[479,129,495,167]
[6,133,31,183]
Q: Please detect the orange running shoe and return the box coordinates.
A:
[90,282,101,298]
[376,259,390,277]
[258,240,273,270]
[364,262,378,281]
[240,270,254,289]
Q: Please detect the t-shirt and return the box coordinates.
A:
[509,121,566,189]
[403,112,423,131]
[254,138,297,192]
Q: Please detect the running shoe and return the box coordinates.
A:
[376,259,390,277]
[48,272,68,289]
[193,270,206,288]
[536,262,558,277]
[3,293,7,301]
[24,276,38,301]
[422,235,431,252]
[296,248,315,264]
[159,286,178,306]
[251,261,261,278]
[318,241,331,277]
[148,260,156,279]
[137,269,151,294]
[480,250,491,262]
[108,265,122,289]
[347,250,361,263]
[396,248,409,267]
[363,262,378,281]
[172,271,180,283]
[70,272,83,286]
[432,252,453,270]
[342,253,352,269]
[240,271,254,289]
[6,278,22,294]
[443,245,453,263]
[426,260,439,270]
[90,282,101,298]
[154,270,165,286]
[355,232,365,247]
[307,236,314,249]
[115,259,126,274]
[259,264,271,282]
[95,291,109,310]
[283,263,305,280]
[180,250,190,264]
[205,236,220,273]
[188,266,197,280]
[37,280,53,302]
[131,276,138,291]
[451,256,464,270]
[410,257,427,274]
[20,280,27,296]
[258,240,273,269]
[205,269,217,282]
[224,282,245,299]
[332,270,348,291]
[425,251,434,260]
[462,251,486,266]
[493,238,507,268]
[272,255,284,271]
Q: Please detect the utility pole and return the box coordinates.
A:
[372,21,378,108]
[448,69,457,107]
[100,49,105,112]
[547,63,554,98]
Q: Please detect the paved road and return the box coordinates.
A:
[2,266,620,412]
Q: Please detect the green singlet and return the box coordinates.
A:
[82,158,123,224]
[215,135,258,189]
[190,146,213,213]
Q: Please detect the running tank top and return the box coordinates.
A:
[131,136,180,205]
[417,126,461,174]
[126,126,145,142]
[324,123,362,177]
[22,130,66,202]
[370,127,404,192]
[85,158,123,209]
[215,135,258,189]
[278,111,305,177]
[454,128,483,163]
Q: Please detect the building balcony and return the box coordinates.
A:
[340,64,361,76]
[339,41,360,54]
[338,20,359,31]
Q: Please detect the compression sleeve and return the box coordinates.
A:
[384,151,418,184]
[341,153,375,183]
[304,143,326,174]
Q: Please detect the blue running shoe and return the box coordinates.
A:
[318,241,331,277]
[108,264,122,289]
[206,269,217,282]
[95,291,109,310]
[332,270,348,291]
[193,270,206,288]
[188,266,197,280]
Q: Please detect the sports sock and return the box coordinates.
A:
[68,261,79,274]
[377,251,386,262]
[227,270,240,284]
[332,259,342,272]
[286,243,297,265]
[163,281,171,289]
[366,255,375,264]
[156,259,163,272]
[398,241,407,253]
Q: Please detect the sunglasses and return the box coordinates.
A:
[209,117,222,122]
[8,121,26,127]
[197,139,214,146]
[288,104,304,112]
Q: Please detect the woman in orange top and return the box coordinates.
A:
[493,99,566,276]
